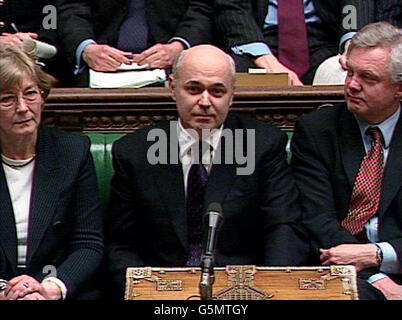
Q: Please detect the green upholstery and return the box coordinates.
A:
[87,133,125,214]
[86,131,294,214]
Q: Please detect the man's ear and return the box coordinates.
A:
[228,85,235,107]
[168,75,176,101]
[396,83,402,100]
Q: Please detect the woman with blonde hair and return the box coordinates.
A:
[0,46,103,300]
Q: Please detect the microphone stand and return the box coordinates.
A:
[199,254,215,300]
[198,203,223,300]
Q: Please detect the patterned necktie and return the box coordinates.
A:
[277,0,310,79]
[186,142,209,266]
[117,0,149,53]
[341,128,385,239]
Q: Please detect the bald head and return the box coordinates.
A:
[169,45,236,135]
[172,45,236,85]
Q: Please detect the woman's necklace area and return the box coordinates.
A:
[1,154,37,168]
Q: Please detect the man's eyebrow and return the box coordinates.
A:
[184,80,203,86]
[184,81,227,88]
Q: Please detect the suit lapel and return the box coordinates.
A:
[26,127,63,263]
[0,166,18,273]
[204,115,240,211]
[379,112,402,216]
[151,118,241,250]
[151,122,187,250]
[339,107,365,188]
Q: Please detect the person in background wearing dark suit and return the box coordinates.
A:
[56,0,215,87]
[0,46,103,300]
[377,0,401,28]
[106,44,310,299]
[291,22,402,300]
[0,0,74,86]
[214,0,375,85]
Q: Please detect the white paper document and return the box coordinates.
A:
[89,68,166,88]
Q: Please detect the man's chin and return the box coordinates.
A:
[346,98,364,111]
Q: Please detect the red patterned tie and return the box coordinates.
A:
[342,128,384,238]
[277,0,310,79]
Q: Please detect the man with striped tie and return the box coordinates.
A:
[291,22,402,300]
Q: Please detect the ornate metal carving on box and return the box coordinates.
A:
[214,265,274,300]
[124,265,358,300]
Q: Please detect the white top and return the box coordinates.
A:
[1,155,67,299]
[1,155,35,267]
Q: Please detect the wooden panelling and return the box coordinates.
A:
[43,86,345,133]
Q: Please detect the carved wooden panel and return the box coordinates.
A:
[43,86,345,133]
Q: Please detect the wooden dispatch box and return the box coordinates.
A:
[125,265,358,300]
[235,73,291,87]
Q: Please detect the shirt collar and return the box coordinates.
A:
[177,119,223,159]
[354,106,400,149]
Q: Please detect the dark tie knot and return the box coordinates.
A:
[366,127,384,145]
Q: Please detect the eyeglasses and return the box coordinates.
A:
[0,88,43,110]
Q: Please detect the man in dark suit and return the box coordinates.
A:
[56,0,215,86]
[106,44,309,299]
[291,22,402,299]
[0,0,73,86]
[214,0,375,85]
[377,0,402,28]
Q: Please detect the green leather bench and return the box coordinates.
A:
[87,134,124,215]
[87,132,293,214]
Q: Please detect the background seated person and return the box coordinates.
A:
[0,0,74,86]
[214,0,375,85]
[56,0,216,87]
[377,0,402,28]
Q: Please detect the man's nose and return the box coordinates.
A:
[199,90,211,108]
[346,75,362,92]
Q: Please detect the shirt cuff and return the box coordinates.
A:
[377,242,402,274]
[339,32,355,53]
[42,277,68,300]
[231,42,272,57]
[75,39,96,75]
[367,272,388,285]
[168,37,191,49]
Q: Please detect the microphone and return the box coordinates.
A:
[199,202,223,300]
[22,39,57,60]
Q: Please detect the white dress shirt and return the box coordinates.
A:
[177,120,223,195]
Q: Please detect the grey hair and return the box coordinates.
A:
[347,22,402,84]
[0,45,52,97]
[171,46,237,85]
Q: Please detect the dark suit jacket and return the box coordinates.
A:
[0,1,75,86]
[291,104,402,282]
[215,0,375,81]
[0,0,58,45]
[56,0,214,68]
[377,0,402,27]
[106,114,310,297]
[215,0,375,48]
[0,126,104,299]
